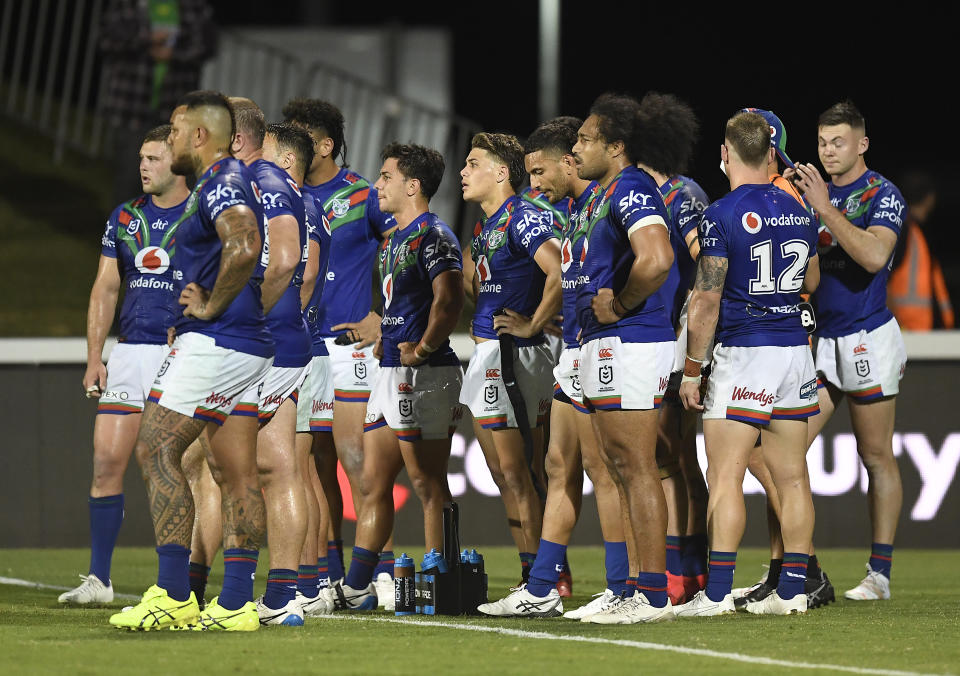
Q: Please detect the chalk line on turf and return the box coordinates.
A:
[327,614,945,676]
[0,576,141,601]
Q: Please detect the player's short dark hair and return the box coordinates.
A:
[589,93,641,163]
[633,92,699,177]
[819,100,866,133]
[267,122,315,179]
[525,121,579,157]
[547,116,583,133]
[178,90,235,142]
[381,142,445,200]
[282,97,348,166]
[142,124,172,145]
[471,132,525,190]
[725,112,772,169]
[228,97,265,148]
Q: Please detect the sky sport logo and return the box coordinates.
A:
[741,211,762,234]
[134,246,170,274]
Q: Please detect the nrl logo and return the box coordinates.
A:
[332,198,351,218]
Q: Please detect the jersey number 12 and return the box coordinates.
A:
[749,239,809,295]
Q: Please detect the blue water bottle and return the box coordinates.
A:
[394,553,415,616]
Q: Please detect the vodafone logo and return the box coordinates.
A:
[580,238,589,263]
[560,238,573,273]
[741,211,763,234]
[134,246,170,274]
[817,224,837,253]
[382,273,393,309]
[285,177,302,197]
[476,254,491,282]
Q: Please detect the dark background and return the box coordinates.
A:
[208,0,960,297]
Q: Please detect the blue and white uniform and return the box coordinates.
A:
[698,182,820,424]
[97,194,187,415]
[365,212,464,440]
[301,169,395,403]
[148,157,273,425]
[576,166,675,411]
[460,195,558,429]
[812,170,907,400]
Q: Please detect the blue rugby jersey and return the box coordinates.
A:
[559,182,601,348]
[576,166,675,344]
[659,176,709,328]
[302,192,332,358]
[698,182,818,347]
[812,170,905,338]
[301,168,396,337]
[250,159,310,368]
[173,157,273,357]
[101,194,188,344]
[377,212,462,368]
[470,195,558,347]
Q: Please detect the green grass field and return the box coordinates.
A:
[1,546,958,675]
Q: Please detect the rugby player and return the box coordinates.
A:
[571,93,676,624]
[109,90,272,631]
[793,101,907,601]
[231,102,316,626]
[632,92,710,605]
[479,121,629,618]
[460,132,561,585]
[282,99,398,604]
[733,107,835,610]
[675,111,820,617]
[60,125,189,605]
[322,143,464,611]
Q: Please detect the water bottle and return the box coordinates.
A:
[394,553,415,616]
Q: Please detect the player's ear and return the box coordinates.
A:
[407,177,420,197]
[496,163,509,185]
[194,125,207,149]
[230,132,242,155]
[608,139,625,160]
[561,153,576,172]
[858,135,869,156]
[317,136,334,159]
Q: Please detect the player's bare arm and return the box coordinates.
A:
[591,222,674,324]
[259,214,300,314]
[493,238,562,338]
[685,228,701,262]
[84,255,122,397]
[802,253,821,294]
[300,239,320,310]
[179,204,261,320]
[462,245,477,303]
[399,269,465,366]
[330,310,382,349]
[679,254,726,411]
[794,163,897,273]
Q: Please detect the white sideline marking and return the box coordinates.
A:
[0,576,141,601]
[328,614,945,676]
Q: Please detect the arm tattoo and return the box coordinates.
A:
[135,403,207,546]
[204,206,261,318]
[694,255,728,293]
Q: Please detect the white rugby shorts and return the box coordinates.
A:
[147,332,272,425]
[460,339,554,430]
[259,362,310,423]
[544,332,564,365]
[296,355,334,433]
[324,337,380,404]
[97,343,169,415]
[365,364,464,441]
[814,317,906,401]
[704,344,819,424]
[552,346,589,413]
[580,336,674,411]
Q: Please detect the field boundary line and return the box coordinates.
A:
[328,614,947,676]
[0,576,141,601]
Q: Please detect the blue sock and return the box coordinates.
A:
[344,546,378,590]
[636,572,668,608]
[604,541,629,595]
[705,551,737,602]
[220,549,259,611]
[777,552,809,600]
[623,577,637,598]
[682,534,708,577]
[156,543,190,602]
[298,565,320,598]
[665,535,683,576]
[188,562,211,603]
[869,543,893,579]
[520,552,536,582]
[263,568,297,609]
[317,557,331,587]
[327,540,345,581]
[88,494,124,583]
[374,550,395,578]
[561,553,571,576]
[527,539,566,597]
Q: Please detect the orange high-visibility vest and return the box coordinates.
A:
[888,221,955,330]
